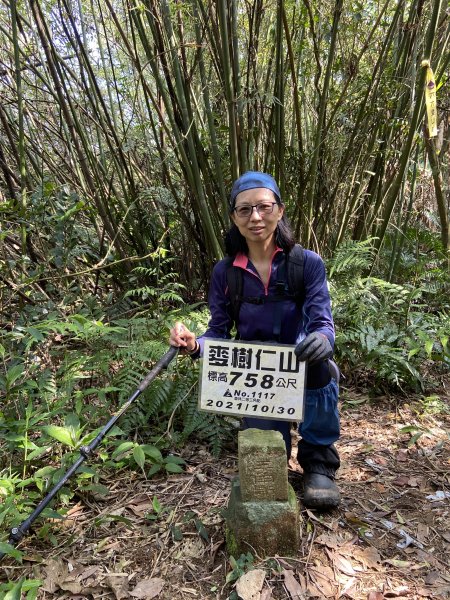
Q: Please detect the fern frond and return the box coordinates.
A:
[181,396,234,456]
[328,238,377,279]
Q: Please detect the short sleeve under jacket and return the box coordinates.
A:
[197,247,335,356]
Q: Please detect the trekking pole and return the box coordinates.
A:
[0,346,178,562]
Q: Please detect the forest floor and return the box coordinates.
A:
[2,386,450,600]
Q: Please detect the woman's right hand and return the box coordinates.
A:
[169,321,197,352]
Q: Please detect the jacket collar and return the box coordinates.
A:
[233,246,283,268]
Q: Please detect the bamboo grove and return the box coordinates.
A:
[0,0,449,311]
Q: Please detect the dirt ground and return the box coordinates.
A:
[1,387,450,599]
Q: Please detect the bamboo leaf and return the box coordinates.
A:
[164,455,185,465]
[41,426,75,448]
[111,442,135,460]
[133,445,146,470]
[0,543,23,564]
[165,462,184,474]
[194,518,209,542]
[152,496,161,513]
[408,432,424,447]
[141,445,163,463]
[148,463,162,477]
[4,580,23,600]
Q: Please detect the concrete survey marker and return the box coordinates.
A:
[239,427,288,502]
[225,429,300,557]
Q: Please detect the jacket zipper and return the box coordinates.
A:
[239,248,283,296]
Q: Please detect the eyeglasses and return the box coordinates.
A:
[233,202,278,219]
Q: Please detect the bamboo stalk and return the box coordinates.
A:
[192,0,229,221]
[230,0,246,172]
[282,4,304,163]
[373,0,444,258]
[424,132,449,262]
[273,0,285,190]
[389,146,420,279]
[327,1,404,248]
[9,0,27,254]
[29,0,129,261]
[323,0,392,136]
[216,0,239,179]
[157,0,223,260]
[304,0,343,247]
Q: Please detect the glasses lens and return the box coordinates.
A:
[234,202,275,217]
[235,205,252,218]
[257,202,274,214]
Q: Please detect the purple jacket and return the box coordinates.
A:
[198,247,334,355]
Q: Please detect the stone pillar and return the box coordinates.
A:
[225,429,300,557]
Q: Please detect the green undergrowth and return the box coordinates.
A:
[329,238,450,392]
[0,305,234,551]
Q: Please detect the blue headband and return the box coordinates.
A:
[230,171,281,209]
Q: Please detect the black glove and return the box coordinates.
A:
[295,332,333,365]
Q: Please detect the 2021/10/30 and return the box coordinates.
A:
[205,399,295,415]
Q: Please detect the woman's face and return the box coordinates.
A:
[231,188,284,246]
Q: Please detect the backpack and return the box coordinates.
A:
[225,244,305,340]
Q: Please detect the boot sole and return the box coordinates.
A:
[303,490,341,510]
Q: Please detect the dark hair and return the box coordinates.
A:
[225,210,296,256]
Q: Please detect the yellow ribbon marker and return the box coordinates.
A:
[421,59,438,137]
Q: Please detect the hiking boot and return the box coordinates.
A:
[303,472,341,510]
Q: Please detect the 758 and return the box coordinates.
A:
[229,371,274,389]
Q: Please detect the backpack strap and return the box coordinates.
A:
[272,257,289,341]
[286,244,305,305]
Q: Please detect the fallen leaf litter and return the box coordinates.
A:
[1,391,449,599]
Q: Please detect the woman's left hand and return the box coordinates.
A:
[295,332,333,364]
